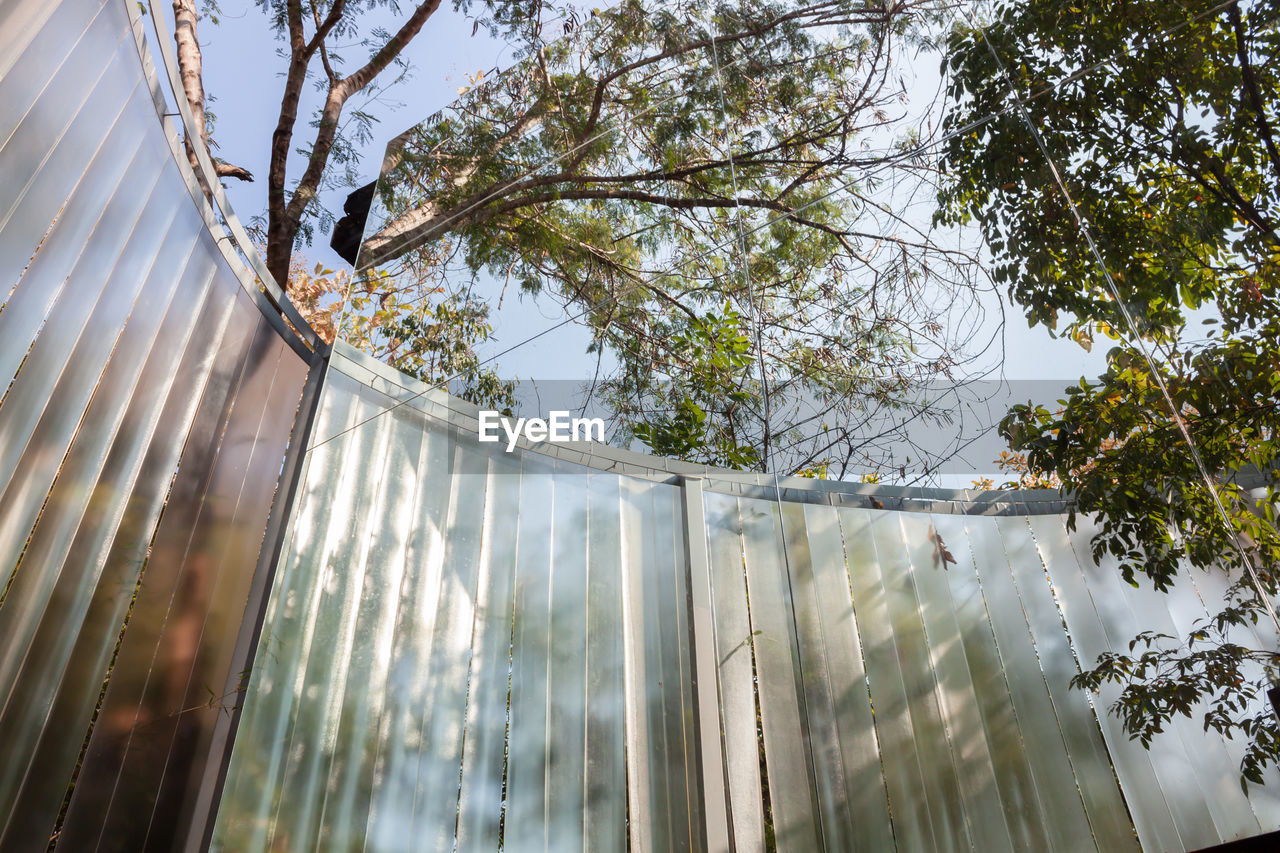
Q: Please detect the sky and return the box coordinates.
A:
[176,0,1110,482]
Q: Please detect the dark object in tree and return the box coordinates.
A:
[330,181,376,265]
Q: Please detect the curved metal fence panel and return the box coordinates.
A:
[212,346,1280,853]
[214,351,701,852]
[0,1,313,850]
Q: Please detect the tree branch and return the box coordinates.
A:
[1228,4,1280,183]
[171,0,253,185]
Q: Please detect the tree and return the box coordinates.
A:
[939,0,1280,782]
[354,0,997,476]
[173,0,1000,479]
[281,250,517,410]
[171,0,464,284]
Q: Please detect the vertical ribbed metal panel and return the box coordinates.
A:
[0,1,314,849]
[704,491,767,850]
[1046,513,1280,851]
[214,352,696,852]
[930,512,1051,851]
[697,501,1144,852]
[207,369,1280,853]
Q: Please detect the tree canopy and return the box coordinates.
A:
[940,0,1280,782]
[172,0,1000,478]
[348,0,996,475]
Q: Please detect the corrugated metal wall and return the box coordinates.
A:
[6,2,1280,851]
[213,348,1280,852]
[214,352,701,851]
[0,1,316,850]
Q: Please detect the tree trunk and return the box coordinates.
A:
[172,0,253,187]
[172,0,208,177]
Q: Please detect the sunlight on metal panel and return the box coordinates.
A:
[932,513,1052,851]
[1053,514,1280,851]
[0,1,313,848]
[215,353,697,852]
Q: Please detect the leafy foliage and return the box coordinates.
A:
[940,0,1280,782]
[360,0,995,476]
[619,305,762,469]
[285,252,515,411]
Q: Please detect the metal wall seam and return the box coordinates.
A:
[265,384,400,851]
[777,501,855,851]
[969,513,1098,850]
[1060,516,1223,851]
[1172,556,1280,829]
[583,467,628,851]
[0,100,162,411]
[932,512,1053,851]
[456,448,523,850]
[1058,516,1258,849]
[703,493,766,852]
[905,511,1016,853]
[1037,515,1185,852]
[505,451,556,852]
[184,347,328,853]
[997,515,1138,851]
[305,390,406,851]
[680,477,733,853]
[0,0,113,130]
[546,457,592,851]
[618,474,658,852]
[210,373,373,850]
[0,196,194,719]
[0,76,147,328]
[738,497,822,851]
[660,481,701,852]
[806,503,894,851]
[52,317,292,851]
[0,0,125,243]
[0,246,223,853]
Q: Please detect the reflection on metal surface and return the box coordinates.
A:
[0,0,313,850]
[216,353,698,851]
[214,346,1280,853]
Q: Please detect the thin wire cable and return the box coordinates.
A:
[713,16,828,842]
[309,0,1255,456]
[707,32,774,471]
[969,0,1280,635]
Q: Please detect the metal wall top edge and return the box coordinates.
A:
[326,342,1072,515]
[121,0,321,355]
